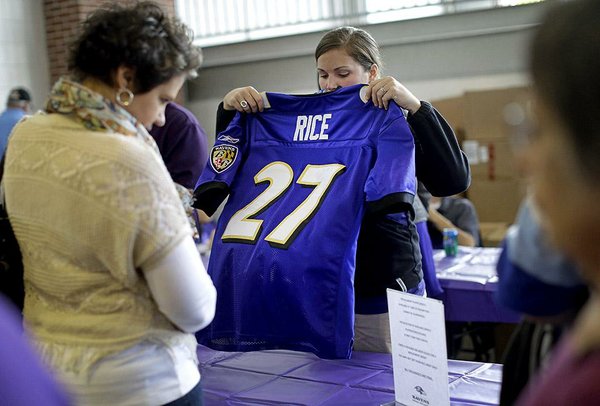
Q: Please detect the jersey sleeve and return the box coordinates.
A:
[193,112,247,216]
[365,105,417,214]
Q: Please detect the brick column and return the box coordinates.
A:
[44,0,176,84]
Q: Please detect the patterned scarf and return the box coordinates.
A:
[45,78,198,238]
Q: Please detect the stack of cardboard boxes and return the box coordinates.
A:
[432,87,531,246]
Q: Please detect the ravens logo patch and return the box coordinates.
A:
[210,144,238,173]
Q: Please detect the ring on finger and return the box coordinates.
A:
[240,100,249,108]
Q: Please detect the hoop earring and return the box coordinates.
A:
[116,88,134,107]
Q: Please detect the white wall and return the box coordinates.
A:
[187,2,545,142]
[0,1,543,140]
[0,0,50,111]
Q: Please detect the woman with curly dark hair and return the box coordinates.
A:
[2,2,216,404]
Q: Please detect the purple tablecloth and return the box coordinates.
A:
[198,345,502,405]
[435,247,520,323]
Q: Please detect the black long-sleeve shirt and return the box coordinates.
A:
[407,101,470,195]
[355,101,470,304]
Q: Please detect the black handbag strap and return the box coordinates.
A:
[0,154,5,205]
[0,154,6,205]
[0,151,25,313]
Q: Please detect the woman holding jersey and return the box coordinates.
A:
[208,26,469,353]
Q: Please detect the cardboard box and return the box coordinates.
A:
[463,87,532,141]
[431,87,531,225]
[467,179,526,223]
[431,96,466,143]
[479,222,510,247]
[464,138,521,181]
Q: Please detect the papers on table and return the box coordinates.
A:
[386,289,450,406]
[434,247,501,285]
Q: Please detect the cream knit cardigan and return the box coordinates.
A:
[3,113,197,373]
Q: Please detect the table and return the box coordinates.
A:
[198,345,502,405]
[435,247,520,323]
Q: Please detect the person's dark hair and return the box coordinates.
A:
[315,26,383,75]
[530,0,600,181]
[69,1,202,94]
[6,87,31,107]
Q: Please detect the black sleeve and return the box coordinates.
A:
[407,101,471,197]
[366,191,414,217]
[216,102,237,135]
[192,181,230,216]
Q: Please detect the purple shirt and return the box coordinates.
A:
[517,335,600,405]
[0,296,71,405]
[150,103,208,189]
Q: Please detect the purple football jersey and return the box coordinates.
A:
[194,84,416,358]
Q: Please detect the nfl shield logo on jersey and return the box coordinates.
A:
[210,144,238,173]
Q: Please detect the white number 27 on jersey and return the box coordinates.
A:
[222,161,346,248]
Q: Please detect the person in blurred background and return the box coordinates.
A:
[0,295,71,405]
[507,0,600,404]
[419,183,480,249]
[0,87,32,156]
[150,101,209,191]
[150,101,211,245]
[497,198,588,405]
